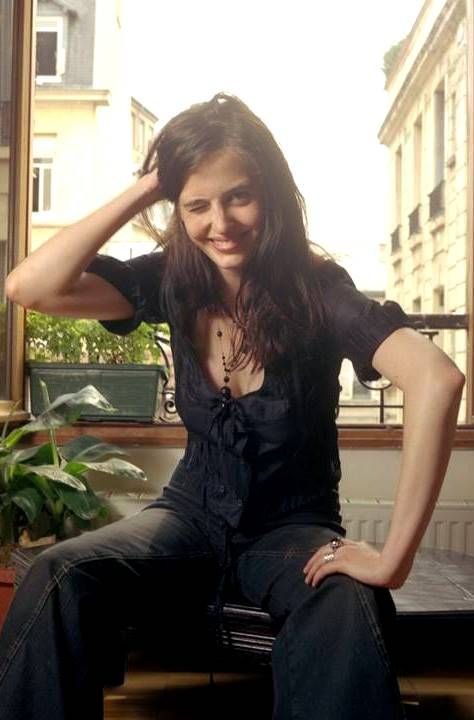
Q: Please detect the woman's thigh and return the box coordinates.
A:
[232,523,339,617]
[1,505,219,649]
[232,523,396,641]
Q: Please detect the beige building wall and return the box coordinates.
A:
[379,0,468,420]
[31,2,158,259]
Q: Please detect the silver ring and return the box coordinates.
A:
[330,537,344,551]
[323,552,335,563]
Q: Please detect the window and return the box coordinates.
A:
[413,115,422,207]
[32,158,52,212]
[433,81,445,186]
[433,285,445,312]
[36,17,64,83]
[395,145,402,227]
[3,2,474,433]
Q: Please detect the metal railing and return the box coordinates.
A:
[154,314,468,426]
[337,313,468,424]
[428,180,445,220]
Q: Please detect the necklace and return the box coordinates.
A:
[216,318,237,404]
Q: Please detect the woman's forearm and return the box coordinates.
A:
[6,172,160,309]
[380,367,464,585]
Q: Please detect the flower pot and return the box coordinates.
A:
[27,362,167,422]
[0,567,15,630]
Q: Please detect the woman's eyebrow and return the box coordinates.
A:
[181,182,254,208]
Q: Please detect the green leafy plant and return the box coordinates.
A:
[25,311,168,364]
[0,382,147,545]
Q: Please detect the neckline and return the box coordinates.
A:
[188,343,268,401]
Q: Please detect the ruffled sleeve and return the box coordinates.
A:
[317,260,412,381]
[84,249,168,335]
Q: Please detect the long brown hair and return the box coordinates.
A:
[139,92,327,370]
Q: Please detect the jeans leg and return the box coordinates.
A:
[0,506,217,720]
[233,523,405,720]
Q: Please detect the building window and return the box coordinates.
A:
[36,17,64,83]
[412,296,422,312]
[32,158,53,212]
[395,144,402,227]
[434,285,445,312]
[413,114,422,207]
[433,80,445,185]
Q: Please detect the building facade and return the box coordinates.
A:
[379,0,468,420]
[32,0,158,258]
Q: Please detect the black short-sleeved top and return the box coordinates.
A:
[85,251,411,541]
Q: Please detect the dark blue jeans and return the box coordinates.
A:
[0,502,405,720]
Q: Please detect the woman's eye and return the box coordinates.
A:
[230,191,251,204]
[188,204,207,213]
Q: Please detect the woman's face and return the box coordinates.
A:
[178,149,263,284]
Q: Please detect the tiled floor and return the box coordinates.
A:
[104,667,474,719]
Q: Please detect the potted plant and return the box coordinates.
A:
[26,312,170,422]
[0,381,147,622]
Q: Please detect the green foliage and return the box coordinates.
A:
[382,38,406,79]
[0,382,147,544]
[25,311,168,364]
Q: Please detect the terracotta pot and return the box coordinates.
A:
[0,567,16,630]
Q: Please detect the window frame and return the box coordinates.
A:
[2,1,474,441]
[35,16,64,85]
[32,156,53,214]
[1,0,34,422]
[467,0,474,423]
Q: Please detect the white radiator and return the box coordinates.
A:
[98,493,474,555]
[342,499,474,555]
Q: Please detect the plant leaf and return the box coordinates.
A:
[60,435,128,462]
[44,385,117,415]
[55,483,106,520]
[22,465,87,491]
[3,445,48,465]
[80,458,147,483]
[11,487,43,524]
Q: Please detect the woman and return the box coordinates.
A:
[1,93,464,720]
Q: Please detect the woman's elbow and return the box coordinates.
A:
[430,361,465,398]
[5,272,35,310]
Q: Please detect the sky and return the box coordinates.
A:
[122,0,426,291]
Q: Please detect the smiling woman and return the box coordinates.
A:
[1,87,465,720]
[178,150,263,287]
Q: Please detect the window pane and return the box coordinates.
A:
[32,166,39,212]
[0,0,13,399]
[36,31,57,76]
[43,167,51,210]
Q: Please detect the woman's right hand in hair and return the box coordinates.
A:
[5,171,162,317]
[135,169,163,208]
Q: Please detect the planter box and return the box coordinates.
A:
[0,567,15,630]
[28,362,167,422]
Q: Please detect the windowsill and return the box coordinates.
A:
[8,420,474,449]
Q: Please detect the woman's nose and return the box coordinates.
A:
[210,203,233,234]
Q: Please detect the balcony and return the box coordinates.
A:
[390,225,401,254]
[408,204,421,236]
[428,180,445,220]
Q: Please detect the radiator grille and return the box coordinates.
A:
[342,499,474,555]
